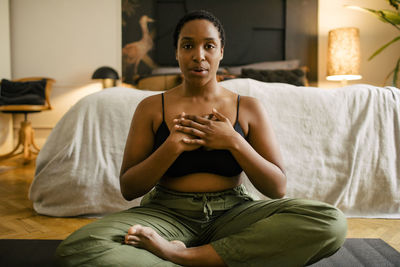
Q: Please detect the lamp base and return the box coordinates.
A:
[326,75,362,87]
[102,79,117,89]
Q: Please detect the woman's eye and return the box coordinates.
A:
[205,44,215,49]
[182,44,193,49]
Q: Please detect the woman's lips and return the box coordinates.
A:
[190,67,208,75]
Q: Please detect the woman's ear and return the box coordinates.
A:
[220,47,224,60]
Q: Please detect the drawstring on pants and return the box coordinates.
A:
[202,195,213,222]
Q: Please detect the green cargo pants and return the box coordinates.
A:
[55,185,347,267]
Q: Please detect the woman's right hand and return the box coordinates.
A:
[167,112,202,152]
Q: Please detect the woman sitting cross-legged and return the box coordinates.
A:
[55,10,347,267]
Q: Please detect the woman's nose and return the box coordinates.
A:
[192,47,205,62]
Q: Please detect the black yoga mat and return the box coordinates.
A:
[311,238,400,267]
[0,238,399,266]
[0,239,61,267]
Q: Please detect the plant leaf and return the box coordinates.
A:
[385,58,400,87]
[393,58,400,87]
[346,6,400,25]
[386,0,399,10]
[366,8,400,25]
[369,35,400,60]
[378,10,400,25]
[383,68,395,86]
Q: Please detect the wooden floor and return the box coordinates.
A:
[0,156,399,252]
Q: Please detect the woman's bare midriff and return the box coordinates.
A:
[158,173,242,192]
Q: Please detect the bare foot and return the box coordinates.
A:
[125,225,226,266]
[125,224,186,261]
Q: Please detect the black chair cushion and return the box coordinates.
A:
[0,79,46,105]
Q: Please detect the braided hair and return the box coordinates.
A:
[173,10,226,49]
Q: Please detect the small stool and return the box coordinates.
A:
[0,115,39,162]
[0,77,55,163]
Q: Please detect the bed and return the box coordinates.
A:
[29,78,400,218]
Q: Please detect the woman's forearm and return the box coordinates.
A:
[229,133,287,199]
[120,141,180,200]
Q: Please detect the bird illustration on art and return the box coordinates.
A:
[123,15,157,80]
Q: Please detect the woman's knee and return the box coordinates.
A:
[323,206,347,250]
[283,199,347,247]
[299,200,348,261]
[54,208,186,266]
[304,200,347,242]
[55,234,170,267]
[54,214,131,266]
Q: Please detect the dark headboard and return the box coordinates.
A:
[122,0,318,83]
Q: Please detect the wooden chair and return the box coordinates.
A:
[0,77,55,163]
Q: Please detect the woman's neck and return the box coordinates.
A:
[181,78,221,98]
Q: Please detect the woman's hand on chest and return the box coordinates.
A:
[173,108,241,150]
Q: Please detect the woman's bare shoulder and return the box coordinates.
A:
[238,95,257,101]
[139,93,163,106]
[135,93,163,114]
[130,93,164,133]
[238,95,268,125]
[239,95,263,111]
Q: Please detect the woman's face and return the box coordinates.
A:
[176,19,224,86]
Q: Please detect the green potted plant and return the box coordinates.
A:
[347,0,400,87]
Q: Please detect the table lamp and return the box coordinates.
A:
[92,66,119,88]
[327,27,362,86]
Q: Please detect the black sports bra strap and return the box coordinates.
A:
[236,95,240,122]
[161,93,165,121]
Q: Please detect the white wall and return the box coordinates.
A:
[9,0,122,147]
[0,0,13,153]
[0,0,11,79]
[2,0,399,148]
[318,0,400,88]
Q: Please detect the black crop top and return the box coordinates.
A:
[153,93,246,177]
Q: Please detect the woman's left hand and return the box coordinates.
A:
[173,108,239,150]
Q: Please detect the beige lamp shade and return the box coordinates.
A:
[327,27,362,81]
